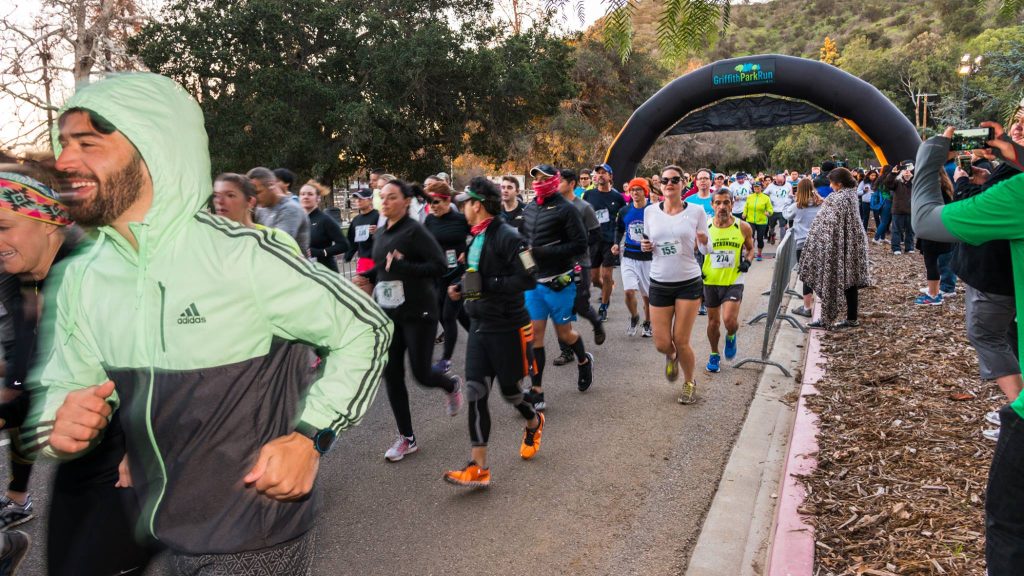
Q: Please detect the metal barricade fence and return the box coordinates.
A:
[733,229,805,376]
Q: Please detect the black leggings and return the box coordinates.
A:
[466,328,536,446]
[437,281,470,361]
[845,287,859,321]
[922,250,943,281]
[384,319,457,438]
[796,249,812,296]
[752,223,768,250]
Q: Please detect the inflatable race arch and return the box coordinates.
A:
[604,54,921,189]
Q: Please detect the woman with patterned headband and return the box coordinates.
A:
[0,163,155,574]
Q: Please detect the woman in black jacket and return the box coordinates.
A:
[423,180,471,373]
[298,181,348,272]
[354,179,464,463]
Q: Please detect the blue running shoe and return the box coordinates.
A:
[724,333,737,360]
[706,353,721,373]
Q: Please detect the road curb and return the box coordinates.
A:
[766,323,825,576]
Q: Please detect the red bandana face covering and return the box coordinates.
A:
[532,174,561,205]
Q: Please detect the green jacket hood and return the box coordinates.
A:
[51,73,211,253]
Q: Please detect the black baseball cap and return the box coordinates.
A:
[530,164,558,178]
[351,188,373,199]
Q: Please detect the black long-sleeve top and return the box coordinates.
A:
[365,215,446,322]
[424,210,470,284]
[307,208,349,272]
[522,194,588,278]
[345,209,379,261]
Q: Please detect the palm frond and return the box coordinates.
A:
[999,0,1024,17]
[602,0,636,63]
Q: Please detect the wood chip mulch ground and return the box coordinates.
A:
[801,241,998,575]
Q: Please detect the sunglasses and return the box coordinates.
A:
[431,198,449,205]
[662,176,683,184]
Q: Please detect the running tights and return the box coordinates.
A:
[752,223,768,250]
[468,391,535,446]
[384,319,457,438]
[439,292,469,361]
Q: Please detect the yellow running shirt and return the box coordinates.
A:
[702,220,745,286]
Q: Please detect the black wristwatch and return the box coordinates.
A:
[295,421,336,455]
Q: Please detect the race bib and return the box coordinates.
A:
[595,208,610,224]
[374,280,406,309]
[657,240,681,256]
[710,250,735,269]
[628,221,645,242]
[354,225,371,242]
[445,249,457,269]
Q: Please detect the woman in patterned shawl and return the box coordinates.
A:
[798,167,871,328]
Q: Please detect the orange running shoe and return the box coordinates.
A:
[520,412,545,460]
[443,462,491,487]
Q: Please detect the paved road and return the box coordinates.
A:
[7,253,780,576]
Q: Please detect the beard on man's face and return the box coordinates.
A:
[63,154,145,227]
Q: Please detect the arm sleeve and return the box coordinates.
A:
[345,223,357,261]
[26,271,117,459]
[483,232,538,294]
[323,217,349,259]
[250,234,393,435]
[274,203,306,239]
[388,225,446,278]
[941,173,1024,245]
[911,136,958,243]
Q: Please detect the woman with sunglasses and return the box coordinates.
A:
[642,165,709,404]
[424,179,471,373]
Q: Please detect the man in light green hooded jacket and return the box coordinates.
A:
[25,73,392,572]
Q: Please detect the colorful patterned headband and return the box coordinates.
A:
[0,172,71,226]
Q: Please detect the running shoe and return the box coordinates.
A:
[577,352,594,392]
[598,303,609,322]
[641,321,653,338]
[941,290,957,298]
[520,413,545,460]
[665,356,679,382]
[986,411,1001,426]
[445,376,464,416]
[0,531,28,576]
[444,462,491,488]
[834,319,860,329]
[791,305,812,318]
[906,250,916,254]
[984,428,1000,442]
[593,321,606,345]
[678,380,697,405]
[893,250,902,255]
[432,358,452,375]
[698,303,707,316]
[384,435,418,462]
[706,353,721,373]
[769,234,776,245]
[914,293,943,306]
[524,390,545,412]
[0,496,33,531]
[552,348,574,366]
[756,252,763,261]
[724,333,738,360]
[627,316,640,337]
[807,320,827,329]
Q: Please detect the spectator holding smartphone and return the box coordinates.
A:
[913,122,1024,576]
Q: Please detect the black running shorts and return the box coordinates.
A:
[648,277,704,307]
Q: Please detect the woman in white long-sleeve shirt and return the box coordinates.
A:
[641,164,709,404]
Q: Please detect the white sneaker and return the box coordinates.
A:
[893,250,902,255]
[626,316,639,337]
[983,428,1000,442]
[385,435,418,462]
[941,290,956,298]
[986,411,1001,426]
[445,376,464,417]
